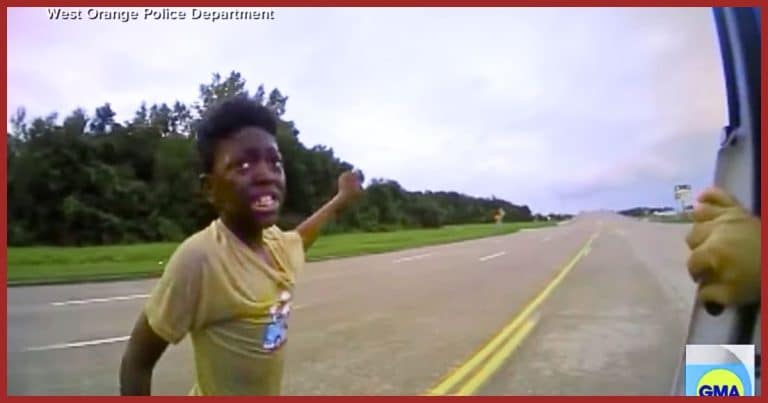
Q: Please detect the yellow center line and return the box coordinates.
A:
[424,231,599,396]
[425,304,537,396]
[456,315,540,396]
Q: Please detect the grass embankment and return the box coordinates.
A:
[646,214,694,224]
[7,222,555,286]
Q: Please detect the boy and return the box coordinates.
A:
[119,96,363,396]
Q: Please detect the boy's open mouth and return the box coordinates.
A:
[250,194,280,214]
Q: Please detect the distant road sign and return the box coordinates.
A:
[675,184,692,200]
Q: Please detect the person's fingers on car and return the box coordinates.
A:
[692,202,726,223]
[686,221,714,250]
[687,244,717,283]
[698,283,735,306]
[697,186,737,208]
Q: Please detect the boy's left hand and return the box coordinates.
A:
[336,170,364,204]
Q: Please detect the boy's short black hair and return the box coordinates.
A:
[196,95,278,173]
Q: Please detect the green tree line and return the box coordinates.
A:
[618,207,675,217]
[8,71,538,246]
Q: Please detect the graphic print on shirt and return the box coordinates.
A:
[261,290,292,351]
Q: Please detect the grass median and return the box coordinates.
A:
[7,222,554,286]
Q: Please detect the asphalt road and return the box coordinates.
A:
[6,213,697,395]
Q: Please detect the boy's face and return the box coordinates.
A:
[205,127,286,229]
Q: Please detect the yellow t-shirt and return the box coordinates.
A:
[144,219,305,396]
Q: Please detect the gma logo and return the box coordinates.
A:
[697,368,745,396]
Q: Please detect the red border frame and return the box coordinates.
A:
[2,1,766,7]
[2,5,7,401]
[2,2,766,400]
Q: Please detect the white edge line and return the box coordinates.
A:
[393,253,433,263]
[51,294,150,307]
[23,304,309,352]
[479,251,507,262]
[24,336,131,352]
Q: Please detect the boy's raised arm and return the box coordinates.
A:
[296,171,363,250]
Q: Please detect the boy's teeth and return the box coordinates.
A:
[253,195,277,209]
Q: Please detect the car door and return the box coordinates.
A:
[670,6,761,396]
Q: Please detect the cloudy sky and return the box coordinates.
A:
[8,7,728,214]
